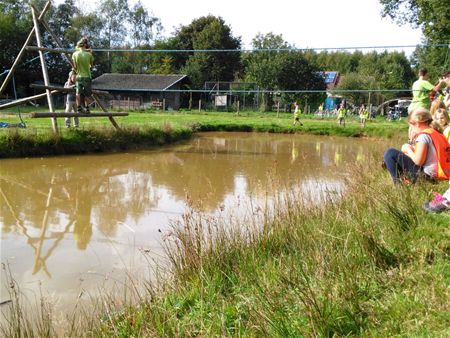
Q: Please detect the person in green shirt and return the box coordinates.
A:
[72,37,94,113]
[408,68,445,114]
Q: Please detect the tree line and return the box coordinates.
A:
[0,0,448,110]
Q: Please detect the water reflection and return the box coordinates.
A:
[0,132,385,309]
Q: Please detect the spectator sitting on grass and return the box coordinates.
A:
[383,108,450,184]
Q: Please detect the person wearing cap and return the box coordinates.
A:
[72,37,94,113]
[64,71,78,127]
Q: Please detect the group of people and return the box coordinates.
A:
[383,68,450,213]
[64,37,94,128]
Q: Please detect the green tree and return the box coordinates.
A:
[379,0,450,78]
[170,15,242,88]
[276,52,326,110]
[335,73,374,106]
[128,1,161,47]
[146,39,177,74]
[98,0,129,48]
[243,33,286,111]
[244,33,325,112]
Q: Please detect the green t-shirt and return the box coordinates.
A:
[72,50,94,78]
[411,79,434,109]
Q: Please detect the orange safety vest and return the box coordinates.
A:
[418,128,450,180]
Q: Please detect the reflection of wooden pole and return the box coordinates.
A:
[0,176,64,201]
[33,175,55,276]
[0,2,51,96]
[0,187,23,229]
[31,6,57,132]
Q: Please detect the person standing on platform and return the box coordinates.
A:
[72,37,94,114]
[408,68,445,114]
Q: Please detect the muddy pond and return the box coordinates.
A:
[0,132,387,313]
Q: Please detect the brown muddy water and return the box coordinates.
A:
[0,132,387,316]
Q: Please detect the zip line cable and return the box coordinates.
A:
[0,52,50,78]
[26,43,450,54]
[93,88,414,93]
[95,43,450,53]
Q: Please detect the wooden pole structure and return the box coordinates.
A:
[31,6,58,132]
[31,4,75,69]
[0,1,51,96]
[91,93,122,130]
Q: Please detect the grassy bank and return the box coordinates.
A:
[91,164,449,337]
[0,109,407,158]
[0,125,192,158]
[2,158,448,337]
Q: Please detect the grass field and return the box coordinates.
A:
[0,108,408,158]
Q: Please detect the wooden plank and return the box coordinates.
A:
[30,84,109,95]
[0,1,51,96]
[25,46,74,54]
[0,90,62,109]
[30,112,128,118]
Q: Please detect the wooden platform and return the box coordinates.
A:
[30,112,129,118]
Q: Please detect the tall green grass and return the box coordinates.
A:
[90,158,449,336]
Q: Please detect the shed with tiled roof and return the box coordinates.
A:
[92,74,188,110]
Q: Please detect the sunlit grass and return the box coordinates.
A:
[0,108,408,158]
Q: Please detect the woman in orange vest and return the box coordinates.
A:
[383,108,450,184]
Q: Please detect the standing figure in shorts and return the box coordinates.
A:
[359,104,369,128]
[72,37,94,113]
[293,102,303,126]
[337,103,346,127]
[64,71,78,128]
